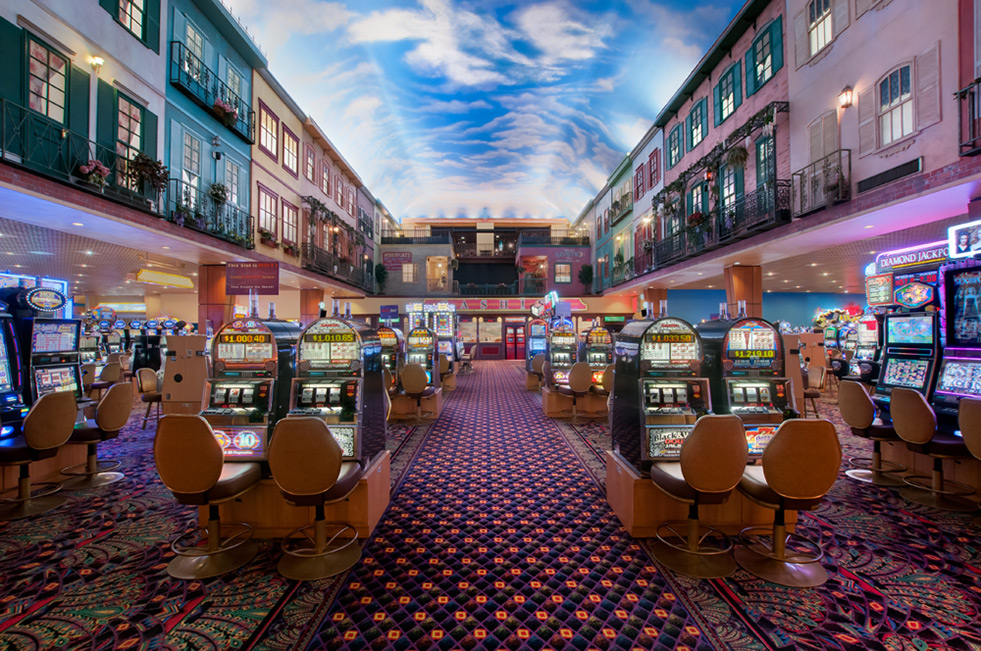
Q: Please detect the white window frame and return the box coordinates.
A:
[182,131,201,189]
[878,64,914,148]
[808,0,832,57]
[225,159,241,206]
[401,263,417,283]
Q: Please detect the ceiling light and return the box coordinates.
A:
[72,222,84,227]
[869,250,875,254]
[162,246,170,250]
[4,253,12,256]
[821,272,829,276]
[795,285,801,288]
[767,272,775,276]
[13,265,21,268]
[864,225,874,229]
[810,263,818,267]
[696,272,703,276]
[135,268,194,289]
[85,251,93,255]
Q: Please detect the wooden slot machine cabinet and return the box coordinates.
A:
[697,317,794,426]
[579,324,614,385]
[288,317,387,465]
[525,318,548,373]
[546,323,579,386]
[201,318,301,462]
[377,326,405,390]
[0,300,28,440]
[872,312,940,418]
[162,334,208,415]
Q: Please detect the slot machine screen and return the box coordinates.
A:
[550,332,576,347]
[857,320,878,347]
[880,357,931,390]
[434,314,453,337]
[33,366,80,399]
[438,340,453,355]
[886,315,934,346]
[301,322,359,368]
[0,339,12,391]
[408,330,433,348]
[216,331,275,364]
[725,321,777,369]
[31,320,78,353]
[530,323,546,337]
[946,268,981,347]
[588,328,612,346]
[641,319,698,369]
[935,359,981,398]
[378,329,397,348]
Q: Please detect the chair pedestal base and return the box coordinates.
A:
[0,494,67,520]
[845,468,905,486]
[278,542,360,581]
[901,466,977,512]
[651,516,736,579]
[61,452,125,489]
[846,445,906,486]
[167,540,258,580]
[652,540,737,578]
[736,523,828,588]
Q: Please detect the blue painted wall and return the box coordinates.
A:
[660,290,865,327]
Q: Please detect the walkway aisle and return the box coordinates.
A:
[307,362,717,650]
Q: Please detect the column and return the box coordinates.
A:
[300,288,325,326]
[724,265,763,317]
[197,264,235,334]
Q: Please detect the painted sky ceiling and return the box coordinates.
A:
[225,0,744,222]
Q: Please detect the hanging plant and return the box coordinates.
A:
[725,145,749,169]
[209,182,228,205]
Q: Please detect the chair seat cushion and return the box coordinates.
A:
[285,462,365,506]
[407,387,435,399]
[89,381,113,391]
[738,465,825,511]
[650,461,732,505]
[70,423,105,443]
[803,389,821,398]
[140,392,162,403]
[0,437,57,464]
[905,431,970,457]
[172,462,261,505]
[557,386,587,398]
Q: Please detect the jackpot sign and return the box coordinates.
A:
[876,241,949,274]
[427,297,588,312]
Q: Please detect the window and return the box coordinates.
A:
[756,136,773,187]
[336,177,342,203]
[258,186,277,236]
[878,65,913,147]
[754,30,772,86]
[181,132,201,188]
[259,102,278,159]
[687,182,708,215]
[116,95,143,187]
[687,99,707,150]
[282,128,299,176]
[304,146,315,181]
[667,126,682,168]
[282,201,298,244]
[555,263,572,284]
[604,209,610,233]
[720,164,744,215]
[634,165,645,201]
[596,217,601,240]
[27,38,67,124]
[808,0,832,56]
[747,18,784,96]
[185,22,204,60]
[649,149,660,187]
[714,63,741,125]
[225,65,243,101]
[118,0,145,40]
[321,162,330,195]
[226,160,241,205]
[402,263,417,283]
[348,188,356,214]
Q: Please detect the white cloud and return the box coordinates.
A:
[413,99,493,114]
[223,0,351,50]
[514,2,611,64]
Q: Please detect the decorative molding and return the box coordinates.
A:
[113,80,149,107]
[17,15,76,57]
[806,45,834,68]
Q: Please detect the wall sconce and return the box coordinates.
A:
[704,168,714,183]
[211,135,221,147]
[838,86,854,109]
[90,56,104,74]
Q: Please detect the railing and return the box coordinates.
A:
[519,278,546,295]
[612,258,635,285]
[455,282,518,296]
[453,243,516,257]
[380,229,451,244]
[301,243,375,292]
[717,180,791,242]
[959,81,981,156]
[0,98,163,212]
[654,232,686,266]
[426,278,452,292]
[517,231,591,247]
[610,197,633,223]
[791,150,852,217]
[635,248,654,275]
[166,178,253,248]
[169,41,256,143]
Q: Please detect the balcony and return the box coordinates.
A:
[301,243,374,292]
[381,229,451,245]
[959,81,981,156]
[169,41,256,144]
[610,196,633,224]
[791,150,852,217]
[166,178,253,249]
[455,281,518,296]
[717,180,791,242]
[517,231,590,247]
[427,277,453,293]
[612,258,636,285]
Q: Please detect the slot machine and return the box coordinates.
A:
[201,317,301,461]
[697,317,794,425]
[839,325,857,356]
[378,325,405,388]
[405,327,438,386]
[406,303,426,331]
[611,317,712,473]
[288,317,386,464]
[525,318,548,372]
[133,318,162,372]
[823,325,839,351]
[79,334,100,365]
[0,300,27,439]
[931,266,981,428]
[547,324,579,385]
[872,312,940,415]
[126,319,143,353]
[848,315,881,381]
[579,325,614,384]
[427,302,460,362]
[105,320,126,355]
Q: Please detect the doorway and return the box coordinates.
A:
[504,324,525,360]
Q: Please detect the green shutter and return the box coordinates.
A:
[733,63,743,110]
[699,98,708,139]
[771,16,784,74]
[68,66,90,137]
[100,0,115,16]
[0,17,23,104]
[745,47,757,97]
[713,84,722,127]
[685,112,693,152]
[145,0,161,52]
[143,108,157,158]
[95,79,116,152]
[735,165,745,200]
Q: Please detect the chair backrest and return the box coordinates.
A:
[137,368,158,393]
[401,363,429,394]
[838,380,875,429]
[567,362,593,393]
[806,365,825,391]
[96,382,133,432]
[99,362,122,382]
[959,397,981,460]
[680,415,748,493]
[889,387,936,445]
[542,361,552,385]
[269,417,342,497]
[106,352,122,365]
[761,419,841,500]
[600,364,614,393]
[531,353,546,375]
[439,356,450,374]
[80,363,97,388]
[23,390,77,451]
[154,415,223,494]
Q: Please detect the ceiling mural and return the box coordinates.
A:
[224,0,743,221]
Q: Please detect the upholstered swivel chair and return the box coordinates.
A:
[401,363,435,420]
[137,368,162,430]
[649,415,748,578]
[802,365,826,418]
[735,419,841,587]
[0,391,77,520]
[269,417,364,580]
[957,398,981,523]
[80,363,97,393]
[530,353,546,390]
[591,364,614,397]
[541,360,553,390]
[88,362,122,400]
[438,355,452,385]
[557,362,593,420]
[839,380,905,486]
[154,415,262,579]
[890,387,975,512]
[62,383,131,489]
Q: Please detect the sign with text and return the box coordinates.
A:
[226,262,279,295]
[417,297,588,312]
[383,252,412,270]
[876,241,948,274]
[865,273,894,307]
[380,305,399,322]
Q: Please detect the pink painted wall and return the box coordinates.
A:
[517,245,591,295]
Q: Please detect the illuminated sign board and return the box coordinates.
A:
[876,241,948,274]
[24,288,66,312]
[865,273,894,307]
[949,218,981,259]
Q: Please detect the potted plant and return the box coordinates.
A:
[283,241,300,257]
[824,168,844,197]
[213,97,239,128]
[725,145,749,169]
[642,240,654,252]
[78,159,110,189]
[578,264,594,294]
[258,227,278,247]
[126,153,169,196]
[449,258,459,271]
[209,182,229,205]
[374,263,388,294]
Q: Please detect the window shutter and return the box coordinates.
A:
[203,39,214,70]
[915,42,941,130]
[745,47,757,97]
[143,108,158,159]
[856,0,875,18]
[0,17,23,104]
[734,166,745,200]
[173,9,186,44]
[794,10,808,68]
[685,112,693,151]
[169,120,183,175]
[217,56,228,85]
[732,62,743,110]
[145,0,161,53]
[822,111,838,159]
[699,98,708,138]
[713,84,722,126]
[833,0,849,37]
[99,0,115,15]
[96,79,116,151]
[858,87,876,157]
[771,16,784,74]
[68,66,90,137]
[808,118,823,163]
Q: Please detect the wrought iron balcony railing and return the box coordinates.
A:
[791,149,852,217]
[959,81,981,156]
[516,231,591,247]
[380,229,451,244]
[454,282,519,296]
[301,243,374,292]
[166,178,253,249]
[717,180,792,243]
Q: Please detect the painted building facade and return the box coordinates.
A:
[631,126,664,275]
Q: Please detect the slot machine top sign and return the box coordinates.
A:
[23,288,67,313]
[587,327,611,345]
[724,320,778,368]
[641,318,700,369]
[214,320,276,368]
[299,319,360,369]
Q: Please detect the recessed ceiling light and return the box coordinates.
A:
[822,272,829,276]
[4,253,12,256]
[696,272,703,276]
[706,285,713,288]
[869,250,875,254]
[72,222,84,227]
[864,225,874,229]
[162,246,170,250]
[13,265,21,268]
[29,251,51,255]
[783,279,789,283]
[810,263,818,267]
[85,251,94,255]
[767,272,775,276]
[733,261,741,265]
[795,285,801,288]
